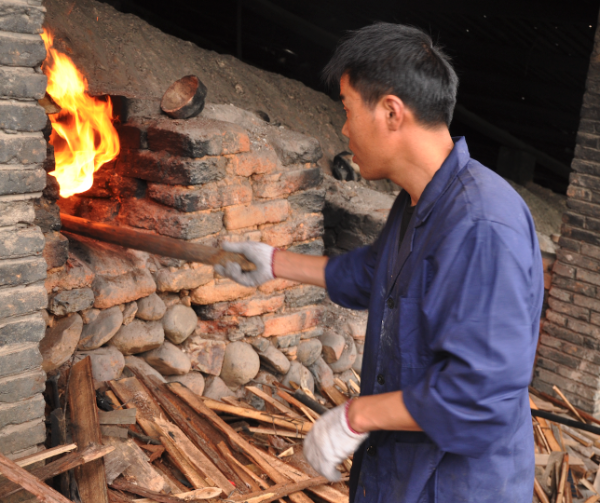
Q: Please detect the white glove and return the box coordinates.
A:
[303,402,368,482]
[214,241,275,287]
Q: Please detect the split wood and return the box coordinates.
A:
[553,385,586,424]
[228,476,334,503]
[111,479,197,503]
[132,487,222,502]
[246,385,304,420]
[530,397,562,452]
[276,389,320,419]
[13,443,77,468]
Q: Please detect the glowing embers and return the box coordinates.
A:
[41,29,120,198]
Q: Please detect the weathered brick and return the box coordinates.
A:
[0,197,39,226]
[226,294,285,317]
[258,278,299,295]
[119,198,223,240]
[0,256,46,288]
[284,285,326,309]
[261,214,323,248]
[288,188,326,214]
[184,338,227,375]
[580,242,600,261]
[148,178,252,212]
[116,149,226,185]
[0,395,44,431]
[549,286,573,302]
[548,297,589,321]
[73,197,120,223]
[49,287,94,315]
[558,236,581,253]
[576,132,600,149]
[552,275,597,298]
[0,165,45,196]
[224,200,289,230]
[576,266,600,287]
[0,101,47,132]
[537,343,600,375]
[156,264,213,292]
[191,279,256,305]
[565,315,600,338]
[288,238,325,256]
[562,224,600,247]
[0,369,45,403]
[34,196,61,232]
[263,306,324,337]
[0,342,42,379]
[148,117,250,157]
[536,356,600,390]
[252,166,322,199]
[226,147,279,177]
[574,293,600,313]
[265,128,322,165]
[0,0,45,33]
[543,322,586,347]
[572,158,600,176]
[566,185,592,203]
[557,248,600,273]
[570,172,600,192]
[575,144,600,164]
[116,121,146,150]
[0,313,45,346]
[42,230,69,269]
[563,211,585,229]
[533,367,595,401]
[0,66,46,99]
[532,377,593,413]
[541,331,588,360]
[0,132,45,164]
[0,418,45,457]
[567,198,600,220]
[0,225,44,259]
[0,283,47,318]
[0,31,45,66]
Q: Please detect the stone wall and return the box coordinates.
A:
[0,0,49,458]
[532,11,600,414]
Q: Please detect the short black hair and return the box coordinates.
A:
[323,23,458,127]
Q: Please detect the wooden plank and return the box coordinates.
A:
[0,444,114,500]
[68,356,110,503]
[246,386,304,420]
[110,479,195,503]
[13,443,77,468]
[535,453,584,466]
[229,476,333,503]
[0,450,72,503]
[99,408,137,425]
[152,460,189,494]
[217,441,263,491]
[276,390,321,419]
[530,397,562,452]
[101,425,130,439]
[131,487,222,502]
[321,386,348,407]
[248,427,306,439]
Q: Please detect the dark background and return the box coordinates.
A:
[100,0,600,193]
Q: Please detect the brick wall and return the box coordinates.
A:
[532,11,600,415]
[0,0,50,457]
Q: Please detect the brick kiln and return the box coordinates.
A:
[0,0,369,464]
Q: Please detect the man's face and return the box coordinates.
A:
[340,74,391,180]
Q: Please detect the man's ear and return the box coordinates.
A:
[381,95,405,131]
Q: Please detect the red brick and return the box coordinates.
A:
[548,297,589,321]
[549,287,573,303]
[261,214,323,248]
[552,260,575,279]
[258,278,300,294]
[226,147,279,177]
[546,309,568,327]
[191,279,255,305]
[575,267,600,287]
[263,306,324,337]
[218,178,253,207]
[252,166,322,199]
[226,294,285,317]
[574,293,600,313]
[224,200,289,230]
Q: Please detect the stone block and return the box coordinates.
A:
[261,214,323,248]
[0,1,45,33]
[34,196,61,232]
[0,282,46,319]
[110,319,164,355]
[119,198,223,240]
[287,238,325,256]
[0,225,44,259]
[0,31,45,66]
[48,287,94,315]
[148,178,252,212]
[0,342,42,379]
[0,313,44,345]
[0,101,46,132]
[0,132,45,164]
[183,337,227,375]
[226,294,285,317]
[0,368,45,403]
[78,306,123,351]
[141,341,191,376]
[270,332,301,349]
[0,165,45,196]
[547,297,589,322]
[252,166,322,199]
[109,174,146,200]
[191,279,255,305]
[116,149,226,185]
[155,263,213,292]
[116,122,145,150]
[284,285,326,309]
[147,117,250,157]
[266,128,322,165]
[0,395,45,431]
[0,197,35,226]
[0,419,45,457]
[226,147,279,177]
[45,255,94,293]
[42,230,68,270]
[0,66,46,99]
[288,188,326,214]
[227,315,264,341]
[223,200,289,230]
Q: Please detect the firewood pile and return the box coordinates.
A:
[531,387,600,503]
[0,356,351,503]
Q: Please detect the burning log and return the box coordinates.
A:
[60,213,256,271]
[161,75,208,120]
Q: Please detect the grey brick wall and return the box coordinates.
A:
[0,0,48,458]
[532,9,600,416]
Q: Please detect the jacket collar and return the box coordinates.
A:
[413,137,471,227]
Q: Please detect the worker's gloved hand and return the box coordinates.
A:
[303,402,368,482]
[214,241,275,287]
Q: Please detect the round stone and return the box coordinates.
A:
[141,341,191,376]
[297,339,322,367]
[77,306,123,351]
[110,319,164,355]
[75,346,125,382]
[220,342,260,390]
[282,361,314,394]
[166,372,205,396]
[162,304,198,344]
[328,335,357,373]
[136,293,167,321]
[40,314,83,372]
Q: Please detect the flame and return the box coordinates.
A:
[41,29,119,198]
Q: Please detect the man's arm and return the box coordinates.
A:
[272,250,328,288]
[347,391,421,433]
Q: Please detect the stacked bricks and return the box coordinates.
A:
[533,14,600,415]
[0,0,50,458]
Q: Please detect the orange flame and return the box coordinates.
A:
[41,29,120,198]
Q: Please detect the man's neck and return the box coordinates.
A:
[388,128,455,206]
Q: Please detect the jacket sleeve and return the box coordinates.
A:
[325,244,379,310]
[402,219,543,457]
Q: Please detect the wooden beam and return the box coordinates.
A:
[68,356,110,503]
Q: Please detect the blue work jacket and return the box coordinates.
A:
[325,138,544,503]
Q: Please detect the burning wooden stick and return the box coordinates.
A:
[60,213,256,271]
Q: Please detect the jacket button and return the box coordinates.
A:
[366,445,377,457]
[386,298,395,309]
[377,374,385,385]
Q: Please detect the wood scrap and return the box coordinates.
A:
[102,425,130,439]
[217,441,264,491]
[248,426,306,438]
[13,443,77,468]
[228,476,335,503]
[246,385,304,420]
[276,389,322,419]
[99,408,138,425]
[69,356,110,503]
[553,385,586,424]
[321,385,348,406]
[131,487,222,502]
[110,479,197,503]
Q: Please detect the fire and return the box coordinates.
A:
[41,29,119,198]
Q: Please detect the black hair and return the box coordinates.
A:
[323,23,458,127]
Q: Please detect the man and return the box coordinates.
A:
[216,23,543,503]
